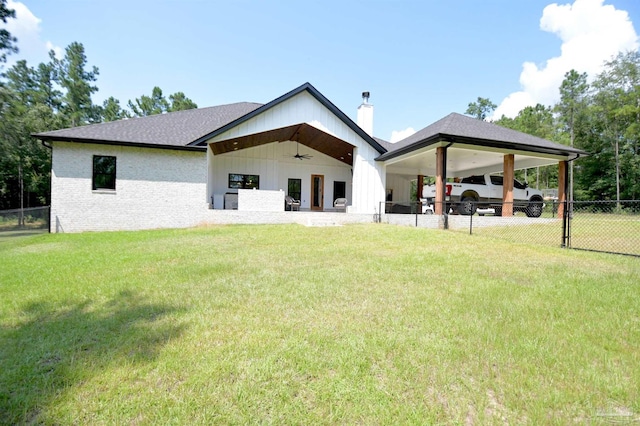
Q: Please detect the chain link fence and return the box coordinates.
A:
[569,200,640,257]
[0,206,50,238]
[380,199,639,257]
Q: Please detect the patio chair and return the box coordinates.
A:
[285,195,300,211]
[334,197,348,212]
[420,198,434,214]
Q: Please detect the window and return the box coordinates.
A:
[462,175,486,185]
[228,174,259,189]
[490,175,504,186]
[514,179,527,190]
[333,181,346,200]
[93,155,116,190]
[288,178,301,200]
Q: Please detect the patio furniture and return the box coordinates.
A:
[334,198,348,212]
[420,198,434,214]
[285,195,300,211]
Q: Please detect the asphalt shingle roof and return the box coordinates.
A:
[34,90,587,160]
[379,112,587,160]
[34,102,263,148]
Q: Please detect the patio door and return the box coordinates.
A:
[311,174,324,211]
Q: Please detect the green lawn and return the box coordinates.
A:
[1,224,639,424]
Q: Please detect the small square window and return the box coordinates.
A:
[93,156,116,190]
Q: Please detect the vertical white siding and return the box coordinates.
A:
[209,141,352,210]
[386,174,414,202]
[207,91,385,214]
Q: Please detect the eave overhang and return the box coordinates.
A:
[376,133,588,163]
[32,135,207,152]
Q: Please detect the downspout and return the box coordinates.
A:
[442,141,454,230]
[40,139,52,233]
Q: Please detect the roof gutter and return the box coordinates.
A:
[34,135,206,152]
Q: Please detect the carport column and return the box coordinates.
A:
[502,154,514,216]
[435,147,445,215]
[557,160,567,219]
[417,175,424,201]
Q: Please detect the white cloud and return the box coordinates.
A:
[45,41,63,59]
[5,1,63,65]
[492,0,639,119]
[390,127,416,143]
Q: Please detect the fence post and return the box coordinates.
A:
[561,200,568,248]
[469,202,473,235]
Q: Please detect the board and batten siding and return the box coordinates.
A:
[208,141,352,210]
[206,90,385,214]
[50,142,208,232]
[386,173,414,203]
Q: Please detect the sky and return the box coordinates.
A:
[3,0,639,143]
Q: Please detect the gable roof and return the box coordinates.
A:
[189,82,387,154]
[34,102,262,151]
[378,112,588,161]
[34,82,387,155]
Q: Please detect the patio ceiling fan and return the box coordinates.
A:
[291,142,312,160]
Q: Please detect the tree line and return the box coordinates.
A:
[2,0,640,211]
[0,0,197,210]
[466,51,640,204]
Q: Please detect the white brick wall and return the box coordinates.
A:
[50,142,210,232]
[49,141,382,233]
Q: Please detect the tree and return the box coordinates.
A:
[465,97,496,120]
[128,87,197,116]
[101,96,130,122]
[585,51,640,205]
[168,91,197,112]
[52,42,100,127]
[128,86,169,116]
[0,0,17,66]
[556,70,589,204]
[0,59,60,212]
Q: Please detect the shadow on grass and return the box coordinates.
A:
[0,229,48,244]
[0,290,185,424]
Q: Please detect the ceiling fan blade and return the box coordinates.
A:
[291,142,312,160]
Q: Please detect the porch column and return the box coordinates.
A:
[502,154,514,216]
[557,160,567,219]
[417,175,424,201]
[435,148,445,215]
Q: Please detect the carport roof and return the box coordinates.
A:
[378,112,588,161]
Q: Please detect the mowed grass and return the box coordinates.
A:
[470,212,640,256]
[1,224,639,424]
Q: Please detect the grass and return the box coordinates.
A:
[467,212,640,256]
[1,224,639,424]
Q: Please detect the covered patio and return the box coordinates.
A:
[204,124,357,213]
[377,113,587,219]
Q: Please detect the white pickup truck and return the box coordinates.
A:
[423,174,544,217]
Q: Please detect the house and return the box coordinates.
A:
[34,83,587,233]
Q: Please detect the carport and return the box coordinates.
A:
[377,113,587,218]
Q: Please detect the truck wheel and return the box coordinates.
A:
[459,197,477,215]
[526,200,543,217]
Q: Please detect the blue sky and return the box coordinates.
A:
[4,0,639,142]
